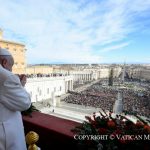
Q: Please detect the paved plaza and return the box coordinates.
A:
[34,100,101,123]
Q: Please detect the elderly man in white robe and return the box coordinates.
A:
[0,48,31,150]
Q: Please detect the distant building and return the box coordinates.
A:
[26,65,53,74]
[128,66,150,81]
[0,29,26,74]
[25,75,73,103]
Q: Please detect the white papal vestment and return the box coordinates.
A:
[0,65,31,150]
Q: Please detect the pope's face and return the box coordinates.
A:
[4,56,14,72]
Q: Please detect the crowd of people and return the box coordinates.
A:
[63,81,150,118]
[26,73,64,78]
[73,80,93,89]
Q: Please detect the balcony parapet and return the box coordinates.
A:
[23,111,80,150]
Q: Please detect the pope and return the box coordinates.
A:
[0,48,31,150]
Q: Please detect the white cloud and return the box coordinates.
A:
[101,42,130,52]
[0,0,150,63]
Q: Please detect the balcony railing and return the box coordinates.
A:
[23,111,80,150]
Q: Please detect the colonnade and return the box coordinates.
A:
[73,73,93,81]
[65,80,73,92]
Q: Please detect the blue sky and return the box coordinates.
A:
[0,0,150,64]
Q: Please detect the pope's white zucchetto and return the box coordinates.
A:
[0,48,12,56]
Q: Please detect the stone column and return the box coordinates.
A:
[70,80,72,91]
[67,81,69,92]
